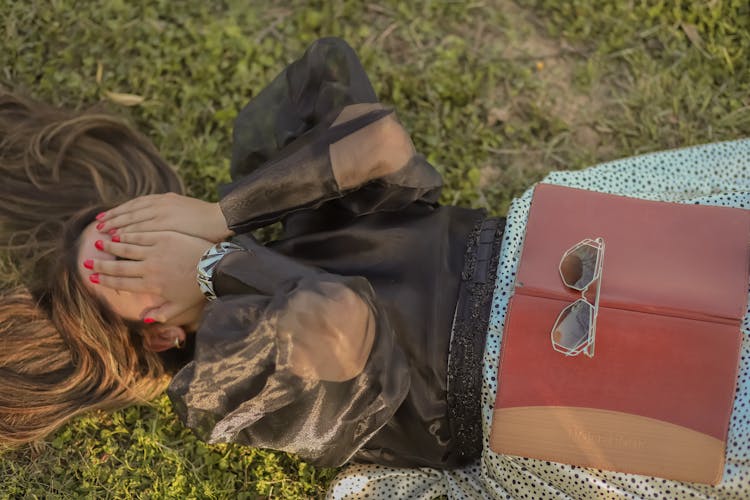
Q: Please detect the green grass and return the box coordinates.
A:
[1,0,749,497]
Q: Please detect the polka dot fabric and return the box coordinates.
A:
[327,139,750,499]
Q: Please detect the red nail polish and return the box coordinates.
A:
[144,317,155,324]
[89,273,100,284]
[95,240,104,251]
[108,229,117,236]
[95,212,107,221]
[112,235,121,243]
[83,259,94,270]
[96,222,105,231]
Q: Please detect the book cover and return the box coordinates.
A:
[489,183,750,485]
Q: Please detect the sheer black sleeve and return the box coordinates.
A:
[229,36,378,180]
[220,104,442,233]
[219,37,443,234]
[166,235,411,467]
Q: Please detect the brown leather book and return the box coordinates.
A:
[489,183,750,485]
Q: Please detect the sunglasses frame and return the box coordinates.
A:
[550,237,605,358]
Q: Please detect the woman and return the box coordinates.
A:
[81,37,499,469]
[1,37,494,469]
[1,38,748,498]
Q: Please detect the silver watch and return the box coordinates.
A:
[196,241,244,300]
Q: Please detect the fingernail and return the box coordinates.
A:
[95,212,107,221]
[112,235,121,243]
[83,259,94,270]
[108,229,117,236]
[89,273,100,284]
[95,240,104,251]
[144,317,156,324]
[96,222,105,231]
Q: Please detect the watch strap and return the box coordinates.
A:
[196,241,245,300]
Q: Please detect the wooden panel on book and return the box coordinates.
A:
[490,406,724,485]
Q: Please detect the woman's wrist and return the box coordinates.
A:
[210,202,235,242]
[196,240,245,300]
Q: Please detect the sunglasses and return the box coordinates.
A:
[550,237,605,358]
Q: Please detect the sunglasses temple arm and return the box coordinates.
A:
[587,243,606,357]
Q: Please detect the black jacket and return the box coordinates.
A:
[167,38,500,469]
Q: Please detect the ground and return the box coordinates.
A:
[1,0,749,498]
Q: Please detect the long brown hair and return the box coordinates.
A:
[0,91,186,447]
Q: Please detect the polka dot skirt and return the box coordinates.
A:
[328,139,750,499]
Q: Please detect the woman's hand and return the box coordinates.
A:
[90,231,214,324]
[95,193,234,243]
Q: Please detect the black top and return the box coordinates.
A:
[166,38,505,469]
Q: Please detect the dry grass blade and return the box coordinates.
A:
[680,22,711,58]
[104,91,144,106]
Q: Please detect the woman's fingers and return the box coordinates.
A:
[96,240,147,261]
[98,195,156,221]
[95,274,152,293]
[107,219,167,235]
[114,232,159,246]
[87,233,161,288]
[142,302,188,324]
[94,233,157,260]
[97,211,156,234]
[91,259,143,277]
[96,194,174,233]
[97,193,178,233]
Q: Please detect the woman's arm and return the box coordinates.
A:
[92,230,411,465]
[218,103,442,234]
[166,234,411,466]
[206,235,380,381]
[97,38,443,240]
[220,37,444,234]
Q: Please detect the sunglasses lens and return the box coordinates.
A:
[551,299,592,354]
[560,242,599,290]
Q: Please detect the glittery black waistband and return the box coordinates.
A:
[446,215,505,464]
